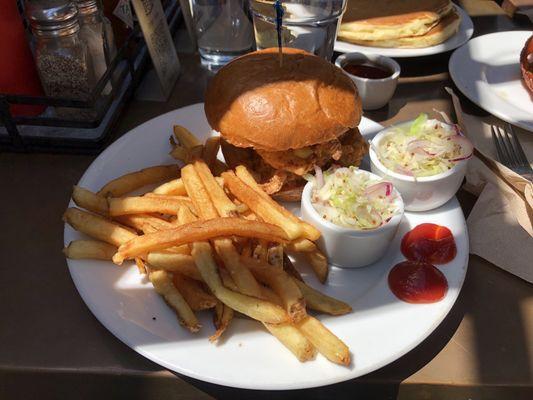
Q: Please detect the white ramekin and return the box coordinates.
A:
[335,52,400,110]
[369,123,469,212]
[300,171,404,268]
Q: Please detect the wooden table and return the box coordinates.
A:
[0,3,531,399]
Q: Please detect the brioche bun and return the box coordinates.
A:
[204,48,361,152]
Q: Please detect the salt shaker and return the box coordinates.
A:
[76,0,117,95]
[25,0,97,118]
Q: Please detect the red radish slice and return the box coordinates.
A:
[364,181,393,199]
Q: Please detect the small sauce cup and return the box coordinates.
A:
[300,170,404,268]
[335,53,400,110]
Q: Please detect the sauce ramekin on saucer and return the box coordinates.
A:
[301,170,404,268]
[369,122,470,212]
[335,53,400,110]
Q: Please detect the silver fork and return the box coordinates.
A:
[491,124,533,181]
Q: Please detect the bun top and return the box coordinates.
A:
[204,48,361,151]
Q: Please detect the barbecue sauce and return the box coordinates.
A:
[343,63,392,79]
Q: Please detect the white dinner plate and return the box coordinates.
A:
[64,103,469,390]
[334,5,473,58]
[449,30,533,132]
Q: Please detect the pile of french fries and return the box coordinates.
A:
[63,125,352,365]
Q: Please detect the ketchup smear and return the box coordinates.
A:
[388,261,448,304]
[401,223,457,264]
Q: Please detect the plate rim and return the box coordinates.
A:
[64,103,469,390]
[334,5,474,58]
[449,30,533,132]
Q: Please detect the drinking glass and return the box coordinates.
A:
[250,0,347,61]
[190,0,255,68]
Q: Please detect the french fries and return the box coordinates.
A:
[223,171,303,240]
[305,250,329,284]
[146,252,200,279]
[202,137,221,170]
[97,165,179,197]
[64,126,353,365]
[63,240,117,260]
[192,242,288,324]
[173,125,201,149]
[242,256,306,323]
[172,273,217,311]
[264,323,317,362]
[210,301,233,342]
[235,166,321,241]
[296,316,350,366]
[108,196,191,216]
[149,270,200,332]
[63,207,137,246]
[293,280,352,316]
[152,178,187,196]
[72,186,109,215]
[187,161,262,297]
[193,160,237,217]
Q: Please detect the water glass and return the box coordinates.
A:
[190,0,255,68]
[250,0,346,61]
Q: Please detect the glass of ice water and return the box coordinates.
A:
[190,0,255,68]
[250,0,347,61]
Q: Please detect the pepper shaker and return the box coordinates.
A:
[25,0,97,119]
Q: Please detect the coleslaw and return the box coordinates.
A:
[307,166,400,230]
[375,113,473,177]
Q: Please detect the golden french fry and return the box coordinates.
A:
[287,238,317,253]
[135,257,147,274]
[169,145,189,162]
[146,252,200,279]
[152,178,187,196]
[222,171,303,240]
[235,165,321,241]
[293,279,352,316]
[209,301,234,342]
[181,169,264,298]
[193,160,238,217]
[202,136,221,169]
[63,208,137,247]
[113,217,288,264]
[181,164,219,219]
[214,239,264,298]
[97,165,179,197]
[219,268,239,291]
[114,213,175,234]
[296,316,350,366]
[267,244,284,269]
[72,186,109,215]
[173,273,217,311]
[242,256,306,323]
[173,125,201,149]
[149,270,200,332]
[108,196,191,216]
[306,249,329,284]
[63,240,117,260]
[282,253,304,282]
[192,242,288,324]
[264,323,317,362]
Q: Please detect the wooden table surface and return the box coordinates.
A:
[0,2,531,399]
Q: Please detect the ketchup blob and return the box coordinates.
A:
[401,223,457,264]
[388,261,448,303]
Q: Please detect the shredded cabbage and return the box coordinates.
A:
[376,113,473,177]
[309,167,400,230]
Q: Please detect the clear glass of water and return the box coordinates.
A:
[190,0,255,68]
[250,0,346,61]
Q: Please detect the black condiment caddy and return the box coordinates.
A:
[0,0,181,154]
